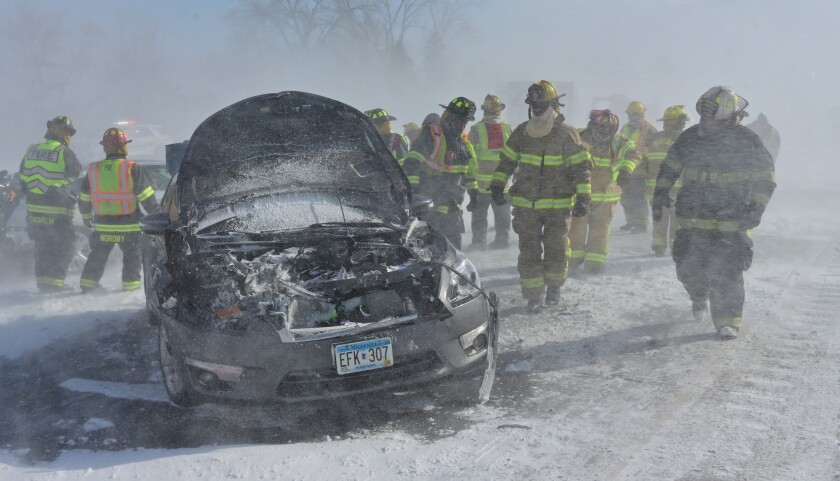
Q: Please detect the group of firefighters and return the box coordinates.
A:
[365,81,776,339]
[18,120,159,295]
[16,80,776,340]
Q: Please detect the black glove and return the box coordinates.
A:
[740,203,764,230]
[616,169,631,188]
[651,193,671,223]
[572,195,590,218]
[465,190,479,212]
[490,186,507,206]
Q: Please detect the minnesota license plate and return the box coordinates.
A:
[333,337,394,375]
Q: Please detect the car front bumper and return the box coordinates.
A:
[162,293,493,403]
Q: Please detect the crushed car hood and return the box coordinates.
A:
[177,91,411,217]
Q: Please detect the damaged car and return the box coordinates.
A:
[140,91,498,407]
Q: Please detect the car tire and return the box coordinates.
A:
[159,324,200,407]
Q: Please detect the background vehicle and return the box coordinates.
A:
[141,91,498,407]
[3,161,170,275]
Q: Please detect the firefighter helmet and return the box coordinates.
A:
[439,97,476,121]
[365,108,397,124]
[481,94,505,113]
[657,105,692,122]
[47,116,76,136]
[100,128,132,150]
[695,86,748,120]
[626,101,646,114]
[589,109,620,129]
[526,80,564,108]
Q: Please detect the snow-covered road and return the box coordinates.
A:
[1,185,839,480]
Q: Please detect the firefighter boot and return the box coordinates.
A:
[545,286,561,306]
[692,299,709,321]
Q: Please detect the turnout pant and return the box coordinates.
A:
[428,205,465,250]
[651,205,678,251]
[672,228,753,330]
[27,217,75,290]
[620,174,649,228]
[568,201,617,270]
[470,192,511,245]
[512,207,571,301]
[80,231,142,291]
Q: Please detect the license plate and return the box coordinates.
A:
[333,337,394,375]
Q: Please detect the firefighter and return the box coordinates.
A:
[403,97,478,249]
[569,110,639,274]
[365,108,409,166]
[403,122,421,147]
[467,94,513,250]
[18,116,83,292]
[644,105,691,256]
[78,128,159,293]
[652,86,775,339]
[746,113,780,162]
[619,101,658,233]
[490,81,592,313]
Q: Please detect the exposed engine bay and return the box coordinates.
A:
[163,222,456,341]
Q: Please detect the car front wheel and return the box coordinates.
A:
[159,324,200,407]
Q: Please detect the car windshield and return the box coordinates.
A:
[195,190,403,234]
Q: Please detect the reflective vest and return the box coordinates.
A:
[473,121,512,191]
[19,140,74,217]
[387,133,408,166]
[87,159,138,216]
[418,125,472,176]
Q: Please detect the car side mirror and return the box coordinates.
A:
[140,212,172,235]
[410,194,434,218]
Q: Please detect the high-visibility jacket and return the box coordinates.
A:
[490,114,592,210]
[654,124,775,232]
[469,119,512,193]
[619,121,658,177]
[643,129,682,198]
[382,132,409,166]
[579,129,639,204]
[403,124,478,215]
[19,139,81,219]
[79,156,159,233]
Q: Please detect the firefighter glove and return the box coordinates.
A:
[490,186,507,206]
[740,203,764,229]
[651,191,671,222]
[466,190,479,212]
[616,169,631,187]
[572,195,590,218]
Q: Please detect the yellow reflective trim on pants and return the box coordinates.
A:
[678,218,744,232]
[584,252,607,264]
[520,276,545,289]
[80,278,100,289]
[94,223,141,233]
[492,172,510,183]
[434,205,450,215]
[122,281,142,291]
[569,249,585,259]
[406,175,419,185]
[37,277,65,287]
[510,196,573,209]
[592,156,612,167]
[576,184,592,194]
[79,192,91,201]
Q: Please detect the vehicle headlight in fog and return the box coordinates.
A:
[446,254,480,307]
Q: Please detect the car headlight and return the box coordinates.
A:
[446,253,481,307]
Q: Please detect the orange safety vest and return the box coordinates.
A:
[87,159,137,216]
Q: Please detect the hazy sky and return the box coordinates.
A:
[2,0,838,183]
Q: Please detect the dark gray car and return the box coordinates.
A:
[140,91,498,407]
